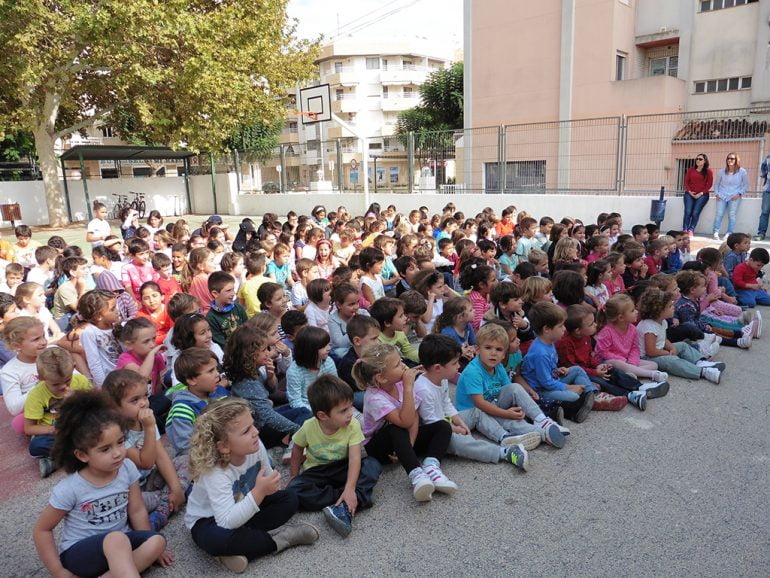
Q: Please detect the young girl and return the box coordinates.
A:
[328,282,363,359]
[145,210,164,236]
[359,247,386,305]
[137,281,173,345]
[286,326,337,412]
[86,201,111,248]
[266,243,294,289]
[185,397,318,572]
[551,237,581,274]
[183,247,216,314]
[304,278,332,331]
[249,312,293,381]
[353,343,456,502]
[15,281,62,342]
[459,262,496,332]
[585,259,611,309]
[116,317,167,400]
[434,296,477,367]
[103,369,187,531]
[695,248,754,329]
[154,231,174,257]
[258,282,289,327]
[603,252,626,296]
[0,317,46,433]
[122,238,158,303]
[95,269,138,322]
[314,239,339,280]
[637,288,724,384]
[498,235,517,277]
[585,235,610,264]
[301,227,324,261]
[412,269,449,334]
[77,289,122,387]
[33,391,170,577]
[594,294,669,388]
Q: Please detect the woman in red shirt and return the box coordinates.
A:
[683,153,713,236]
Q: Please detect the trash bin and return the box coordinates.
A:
[649,187,666,226]
[0,203,21,226]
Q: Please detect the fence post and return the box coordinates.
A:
[78,151,93,221]
[209,153,218,214]
[336,138,343,192]
[615,115,627,195]
[407,132,415,195]
[279,145,286,194]
[233,150,241,194]
[499,126,507,194]
[497,126,505,194]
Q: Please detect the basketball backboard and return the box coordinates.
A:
[299,84,332,125]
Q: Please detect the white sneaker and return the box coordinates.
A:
[737,335,752,349]
[713,231,721,241]
[700,367,721,384]
[696,339,715,358]
[696,359,725,371]
[708,341,720,359]
[701,333,718,346]
[421,460,458,495]
[754,310,762,338]
[741,322,756,338]
[651,370,669,383]
[281,441,294,465]
[408,467,435,502]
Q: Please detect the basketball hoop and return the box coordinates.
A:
[296,111,320,121]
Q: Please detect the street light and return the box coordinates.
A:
[370,154,380,193]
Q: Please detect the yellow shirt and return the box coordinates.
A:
[238,275,271,317]
[292,416,364,471]
[23,374,92,426]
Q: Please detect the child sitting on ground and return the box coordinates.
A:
[370,297,419,365]
[151,252,183,304]
[459,263,497,332]
[185,397,319,574]
[520,302,598,422]
[289,258,320,314]
[104,369,186,531]
[287,375,382,537]
[286,326,338,412]
[1,318,46,433]
[354,343,456,502]
[732,247,770,308]
[121,239,158,303]
[328,283,367,359]
[304,278,333,331]
[434,297,477,369]
[24,347,92,478]
[206,271,248,349]
[137,281,173,345]
[336,315,381,407]
[415,334,529,470]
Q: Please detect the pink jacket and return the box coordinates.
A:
[595,322,640,365]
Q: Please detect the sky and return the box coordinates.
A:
[287,0,464,49]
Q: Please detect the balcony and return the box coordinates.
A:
[381,94,420,111]
[610,74,687,115]
[326,125,357,139]
[325,67,360,87]
[381,65,430,86]
[331,96,359,114]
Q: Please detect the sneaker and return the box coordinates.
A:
[547,404,565,426]
[701,333,718,345]
[408,467,435,502]
[737,335,752,349]
[573,392,595,423]
[687,229,694,237]
[639,380,669,399]
[742,321,757,338]
[421,459,458,495]
[323,503,353,537]
[627,390,647,411]
[216,555,248,573]
[754,310,762,338]
[502,444,528,472]
[536,418,566,448]
[707,341,720,359]
[700,366,721,384]
[651,370,669,383]
[501,431,541,451]
[696,338,714,357]
[281,441,294,465]
[753,234,765,241]
[592,392,628,411]
[38,457,55,479]
[696,359,726,372]
[713,231,721,241]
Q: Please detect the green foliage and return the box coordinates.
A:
[0,131,36,162]
[225,119,283,164]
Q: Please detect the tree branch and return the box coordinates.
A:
[53,107,114,139]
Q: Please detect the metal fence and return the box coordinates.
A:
[229,105,770,197]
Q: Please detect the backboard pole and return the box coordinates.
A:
[331,113,369,209]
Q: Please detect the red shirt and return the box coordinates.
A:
[643,255,661,276]
[157,277,183,304]
[684,167,713,194]
[555,332,601,377]
[137,306,173,345]
[732,262,759,290]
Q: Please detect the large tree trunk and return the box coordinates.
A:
[33,91,68,227]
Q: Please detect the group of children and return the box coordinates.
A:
[0,201,766,576]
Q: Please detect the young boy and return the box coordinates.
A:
[370,297,419,365]
[520,301,597,422]
[287,375,382,537]
[238,254,271,317]
[456,323,566,449]
[622,248,648,290]
[334,228,357,263]
[51,256,89,330]
[206,271,248,348]
[23,348,92,477]
[290,258,320,313]
[535,216,554,249]
[494,206,515,238]
[165,347,229,454]
[414,334,530,470]
[527,249,549,277]
[399,290,428,342]
[631,224,649,247]
[663,231,686,274]
[487,283,533,343]
[151,252,182,304]
[171,243,188,282]
[265,243,294,289]
[13,225,41,270]
[515,217,539,261]
[280,309,308,354]
[26,246,57,299]
[0,262,24,295]
[556,304,650,410]
[724,233,751,281]
[643,237,670,277]
[732,247,770,308]
[394,255,419,296]
[337,315,381,399]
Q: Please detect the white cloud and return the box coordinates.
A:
[287,0,463,48]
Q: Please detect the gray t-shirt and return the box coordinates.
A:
[125,426,161,485]
[50,460,140,552]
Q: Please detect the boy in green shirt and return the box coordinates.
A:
[206,271,248,349]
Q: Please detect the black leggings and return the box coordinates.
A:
[365,420,452,474]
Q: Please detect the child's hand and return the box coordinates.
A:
[274,341,290,357]
[596,364,611,378]
[138,407,156,429]
[168,487,186,512]
[150,344,165,357]
[506,406,525,420]
[401,365,422,388]
[264,358,275,380]
[451,423,470,435]
[461,344,475,359]
[556,367,568,376]
[670,318,679,327]
[253,467,281,501]
[157,549,175,567]
[337,488,358,516]
[566,384,584,393]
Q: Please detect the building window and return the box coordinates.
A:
[649,56,678,78]
[700,0,757,11]
[382,86,389,99]
[403,87,414,97]
[485,161,546,192]
[288,122,298,133]
[101,127,114,138]
[334,62,343,73]
[615,53,627,81]
[694,76,752,94]
[365,57,380,70]
[336,89,344,101]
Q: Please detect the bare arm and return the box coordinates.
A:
[33,506,72,578]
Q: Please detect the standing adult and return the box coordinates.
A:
[712,152,748,241]
[682,154,713,236]
[755,152,770,241]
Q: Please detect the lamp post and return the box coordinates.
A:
[371,154,380,194]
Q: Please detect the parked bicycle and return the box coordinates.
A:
[111,194,129,220]
[129,191,146,219]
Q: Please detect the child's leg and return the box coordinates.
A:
[497,383,549,421]
[59,530,161,577]
[364,424,421,474]
[736,289,757,308]
[591,374,634,397]
[644,352,700,380]
[604,358,658,379]
[703,315,743,331]
[412,420,452,463]
[173,454,191,492]
[754,290,770,306]
[707,300,743,318]
[458,407,509,443]
[667,322,704,342]
[28,434,55,458]
[675,342,706,363]
[718,276,736,297]
[286,458,381,511]
[190,490,298,559]
[448,431,501,463]
[559,366,598,392]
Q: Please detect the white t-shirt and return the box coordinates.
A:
[360,275,385,302]
[87,218,111,247]
[125,426,161,484]
[0,356,39,415]
[80,324,122,387]
[26,267,54,290]
[413,374,458,424]
[637,319,667,358]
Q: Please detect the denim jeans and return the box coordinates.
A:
[735,289,770,308]
[757,190,770,237]
[682,193,709,232]
[713,196,741,235]
[540,366,598,402]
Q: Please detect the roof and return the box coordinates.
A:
[59,145,196,161]
[673,118,768,141]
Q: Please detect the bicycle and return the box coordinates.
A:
[128,191,146,219]
[111,193,129,220]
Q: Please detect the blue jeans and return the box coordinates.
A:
[757,191,770,237]
[29,434,55,458]
[717,276,736,298]
[540,366,598,402]
[682,193,709,232]
[735,289,770,308]
[713,197,741,235]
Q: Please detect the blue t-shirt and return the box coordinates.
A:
[265,260,290,286]
[440,324,477,347]
[455,356,510,411]
[520,338,565,391]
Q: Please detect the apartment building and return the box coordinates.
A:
[462,0,770,194]
[270,39,455,192]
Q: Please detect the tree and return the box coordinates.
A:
[0,0,318,226]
